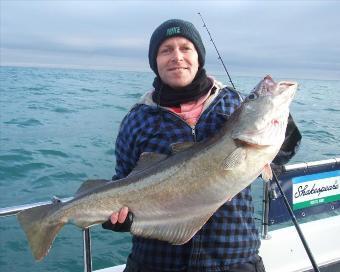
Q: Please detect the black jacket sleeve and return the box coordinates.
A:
[272,114,302,166]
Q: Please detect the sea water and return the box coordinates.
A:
[0,66,339,271]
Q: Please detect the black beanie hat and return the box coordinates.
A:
[148,19,206,75]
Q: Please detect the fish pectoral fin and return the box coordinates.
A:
[170,142,195,154]
[223,147,247,170]
[261,163,273,182]
[131,211,214,245]
[75,179,109,196]
[129,152,169,176]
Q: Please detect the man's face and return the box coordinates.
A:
[156,37,199,89]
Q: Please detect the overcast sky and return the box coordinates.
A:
[1,0,339,80]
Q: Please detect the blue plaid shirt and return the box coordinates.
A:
[113,84,260,271]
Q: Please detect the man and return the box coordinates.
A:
[103,19,301,272]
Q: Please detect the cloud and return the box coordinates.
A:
[1,1,339,79]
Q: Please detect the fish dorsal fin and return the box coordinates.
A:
[261,163,273,182]
[223,147,247,170]
[128,152,168,176]
[171,142,195,154]
[75,179,109,196]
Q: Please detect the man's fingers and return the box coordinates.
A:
[118,207,129,223]
[110,212,119,224]
[110,207,129,224]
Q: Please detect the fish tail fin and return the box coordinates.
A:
[17,202,66,261]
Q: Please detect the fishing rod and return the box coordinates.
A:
[272,171,321,272]
[197,12,321,272]
[197,13,236,90]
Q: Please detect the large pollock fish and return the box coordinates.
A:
[17,76,297,261]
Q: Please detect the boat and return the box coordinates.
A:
[1,158,339,272]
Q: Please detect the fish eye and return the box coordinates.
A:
[247,93,258,101]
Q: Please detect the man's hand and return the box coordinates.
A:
[102,206,133,232]
[110,206,129,224]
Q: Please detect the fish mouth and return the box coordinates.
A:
[274,82,297,100]
[255,76,297,99]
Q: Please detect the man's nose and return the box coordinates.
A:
[171,48,183,62]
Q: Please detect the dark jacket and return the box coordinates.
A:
[104,80,301,271]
